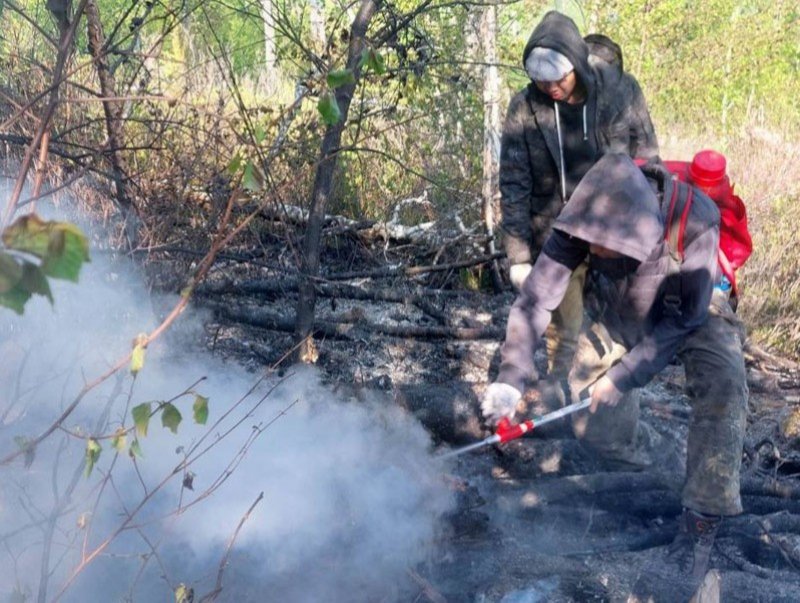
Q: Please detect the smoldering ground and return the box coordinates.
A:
[0,194,455,601]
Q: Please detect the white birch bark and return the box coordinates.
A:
[480,3,500,250]
[309,0,326,54]
[261,0,279,91]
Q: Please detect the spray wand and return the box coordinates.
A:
[439,397,592,460]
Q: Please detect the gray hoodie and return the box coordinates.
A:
[497,154,720,393]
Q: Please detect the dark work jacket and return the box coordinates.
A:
[500,11,660,265]
[497,154,719,394]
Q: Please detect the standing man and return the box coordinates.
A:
[500,11,659,383]
[484,154,748,602]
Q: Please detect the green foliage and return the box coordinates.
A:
[161,403,183,434]
[129,439,143,459]
[85,438,102,477]
[318,93,342,125]
[582,0,800,134]
[360,48,387,74]
[128,394,210,457]
[193,395,209,425]
[132,402,152,438]
[327,69,356,89]
[111,428,127,453]
[0,214,90,314]
[241,160,264,192]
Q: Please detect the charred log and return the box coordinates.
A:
[209,301,503,341]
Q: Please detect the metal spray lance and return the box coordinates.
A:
[439,397,592,459]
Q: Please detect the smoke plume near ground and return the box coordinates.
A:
[0,193,454,601]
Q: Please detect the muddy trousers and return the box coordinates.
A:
[545,262,588,380]
[567,300,748,516]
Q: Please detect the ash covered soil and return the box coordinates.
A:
[174,245,800,602]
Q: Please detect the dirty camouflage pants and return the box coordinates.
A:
[567,294,748,516]
[545,262,588,380]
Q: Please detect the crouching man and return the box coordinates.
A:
[482,153,748,601]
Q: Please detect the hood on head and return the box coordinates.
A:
[522,11,591,90]
[553,154,663,262]
[584,33,623,72]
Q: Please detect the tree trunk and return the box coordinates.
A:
[85,0,139,247]
[261,0,279,91]
[309,0,326,55]
[480,2,503,292]
[293,0,381,362]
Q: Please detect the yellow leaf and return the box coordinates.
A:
[130,333,148,375]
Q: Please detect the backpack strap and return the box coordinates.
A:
[661,176,694,317]
[664,178,694,262]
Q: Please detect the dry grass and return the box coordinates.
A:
[659,122,800,361]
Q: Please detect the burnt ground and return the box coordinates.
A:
[147,230,800,602]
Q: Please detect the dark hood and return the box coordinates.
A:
[522,11,592,92]
[553,153,662,262]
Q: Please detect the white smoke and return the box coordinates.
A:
[0,186,454,602]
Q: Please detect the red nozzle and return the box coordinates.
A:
[495,418,535,443]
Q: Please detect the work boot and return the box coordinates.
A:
[629,508,721,603]
[670,508,721,584]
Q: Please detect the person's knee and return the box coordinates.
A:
[688,375,747,422]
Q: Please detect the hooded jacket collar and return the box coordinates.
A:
[553,153,663,263]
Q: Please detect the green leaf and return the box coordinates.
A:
[161,403,182,434]
[317,93,341,125]
[0,251,23,293]
[193,394,209,425]
[19,261,53,302]
[254,122,266,144]
[2,214,90,282]
[327,68,356,89]
[132,402,151,438]
[85,438,102,477]
[0,284,31,314]
[40,226,90,282]
[2,214,50,257]
[129,439,143,459]
[111,428,127,453]
[242,161,263,192]
[0,259,51,314]
[360,48,386,74]
[227,152,242,175]
[130,334,147,375]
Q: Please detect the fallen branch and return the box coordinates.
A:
[744,341,800,372]
[724,510,800,535]
[716,538,800,583]
[197,276,486,300]
[741,475,800,499]
[322,251,506,281]
[198,279,458,324]
[500,471,681,503]
[210,302,503,341]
